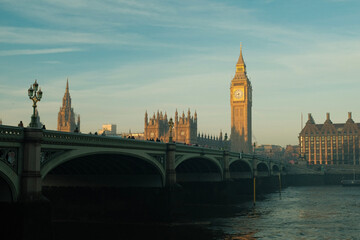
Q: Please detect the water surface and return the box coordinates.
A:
[209,185,360,239]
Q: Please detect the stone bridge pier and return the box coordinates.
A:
[21,128,43,201]
[1,128,52,240]
[166,143,176,187]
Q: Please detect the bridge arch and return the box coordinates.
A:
[272,164,280,174]
[229,159,252,171]
[229,159,253,179]
[0,161,18,201]
[257,162,270,176]
[175,155,223,182]
[41,148,165,187]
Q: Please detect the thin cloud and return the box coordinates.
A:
[0,27,118,45]
[39,60,61,64]
[0,48,82,56]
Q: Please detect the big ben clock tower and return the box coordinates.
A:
[230,45,252,153]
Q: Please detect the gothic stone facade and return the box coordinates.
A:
[144,109,197,144]
[57,80,80,132]
[197,132,225,149]
[299,112,360,165]
[144,109,225,148]
[230,46,252,153]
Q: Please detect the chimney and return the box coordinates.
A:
[348,112,352,119]
[326,112,330,120]
[307,113,315,124]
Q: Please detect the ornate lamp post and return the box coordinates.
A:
[224,132,228,150]
[28,80,43,128]
[168,118,174,143]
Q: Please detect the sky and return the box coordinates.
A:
[1,0,360,147]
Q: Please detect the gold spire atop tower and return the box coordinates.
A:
[236,43,245,66]
[235,44,246,76]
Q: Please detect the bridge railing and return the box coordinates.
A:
[0,125,24,141]
[228,151,282,163]
[175,143,224,156]
[0,125,286,168]
[229,152,253,159]
[42,129,168,150]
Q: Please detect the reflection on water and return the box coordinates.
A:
[209,185,360,239]
[51,186,360,239]
[224,232,257,240]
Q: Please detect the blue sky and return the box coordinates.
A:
[1,0,360,147]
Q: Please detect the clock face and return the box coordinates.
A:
[234,89,244,99]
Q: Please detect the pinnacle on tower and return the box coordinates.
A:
[237,43,245,66]
[66,78,69,93]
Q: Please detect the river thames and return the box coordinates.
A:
[52,185,360,240]
[207,185,360,239]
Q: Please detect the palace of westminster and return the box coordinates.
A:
[56,47,253,153]
[51,47,360,164]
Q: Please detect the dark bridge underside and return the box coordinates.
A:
[229,160,252,178]
[43,154,163,188]
[257,162,270,177]
[176,157,222,182]
[0,176,12,202]
[272,165,280,173]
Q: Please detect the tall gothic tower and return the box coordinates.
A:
[57,79,80,132]
[230,45,252,153]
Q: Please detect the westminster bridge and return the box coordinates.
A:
[0,125,285,202]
